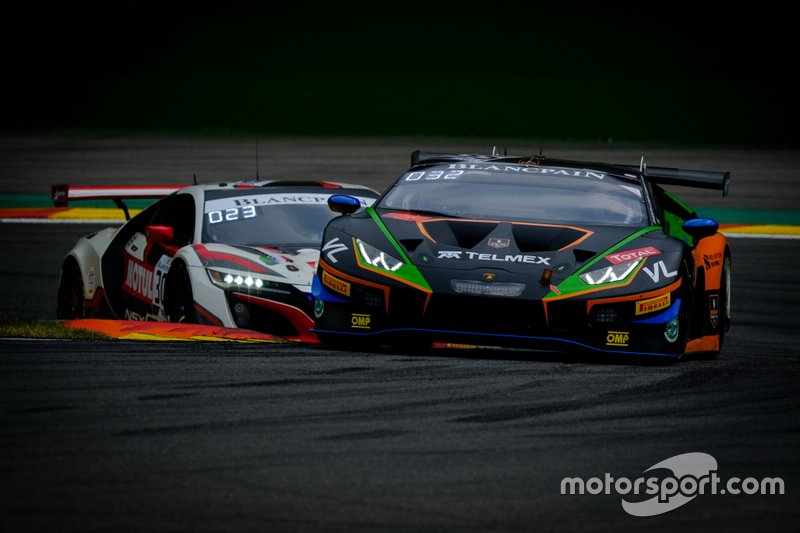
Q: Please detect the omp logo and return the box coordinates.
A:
[351,313,371,329]
[635,293,671,315]
[606,331,629,347]
[322,270,351,297]
[123,257,154,302]
[606,246,661,265]
[561,452,785,517]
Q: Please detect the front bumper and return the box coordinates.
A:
[313,266,685,357]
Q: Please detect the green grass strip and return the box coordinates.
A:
[0,318,111,340]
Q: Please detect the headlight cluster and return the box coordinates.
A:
[208,269,265,288]
[356,239,403,272]
[579,259,641,285]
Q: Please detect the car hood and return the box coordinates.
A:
[377,211,682,298]
[192,243,320,286]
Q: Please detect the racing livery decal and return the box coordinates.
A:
[321,270,351,297]
[709,294,720,328]
[642,261,678,283]
[606,331,630,347]
[635,293,671,315]
[123,254,157,303]
[436,251,551,264]
[322,237,348,264]
[606,246,661,265]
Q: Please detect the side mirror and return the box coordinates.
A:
[328,194,362,215]
[146,225,174,243]
[682,217,719,240]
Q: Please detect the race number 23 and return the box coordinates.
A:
[207,206,257,224]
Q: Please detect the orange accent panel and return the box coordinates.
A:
[685,335,720,353]
[692,233,728,292]
[585,279,683,313]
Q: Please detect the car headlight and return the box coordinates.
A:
[579,259,641,285]
[207,269,265,288]
[356,239,403,272]
[207,269,293,295]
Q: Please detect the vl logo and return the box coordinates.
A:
[322,238,348,263]
[643,260,677,283]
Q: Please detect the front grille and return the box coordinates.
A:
[424,294,545,334]
[548,301,587,332]
[388,287,428,325]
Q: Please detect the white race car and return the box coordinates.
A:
[54,180,380,342]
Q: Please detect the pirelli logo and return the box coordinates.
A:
[635,293,671,316]
[321,270,350,297]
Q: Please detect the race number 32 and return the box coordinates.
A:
[404,170,464,181]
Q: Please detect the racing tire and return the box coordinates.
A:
[165,262,197,324]
[56,260,84,319]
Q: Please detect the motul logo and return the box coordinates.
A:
[123,258,154,302]
[606,246,661,265]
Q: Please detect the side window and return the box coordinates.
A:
[150,194,196,246]
[653,185,696,221]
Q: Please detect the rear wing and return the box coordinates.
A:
[410,151,731,197]
[51,184,185,220]
[620,165,731,196]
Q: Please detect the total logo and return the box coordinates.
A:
[606,246,661,265]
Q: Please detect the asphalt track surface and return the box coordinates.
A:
[1,137,799,531]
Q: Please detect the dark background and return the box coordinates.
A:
[4,3,799,144]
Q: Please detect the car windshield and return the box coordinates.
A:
[379,164,648,226]
[202,189,376,246]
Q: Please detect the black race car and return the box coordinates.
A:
[311,151,731,359]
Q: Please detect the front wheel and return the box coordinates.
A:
[56,260,84,319]
[165,262,197,324]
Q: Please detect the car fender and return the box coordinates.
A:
[171,246,235,327]
[691,232,728,292]
[62,227,118,302]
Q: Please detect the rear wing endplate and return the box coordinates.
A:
[51,184,185,220]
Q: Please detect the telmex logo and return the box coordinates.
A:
[606,246,661,265]
[437,250,551,265]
